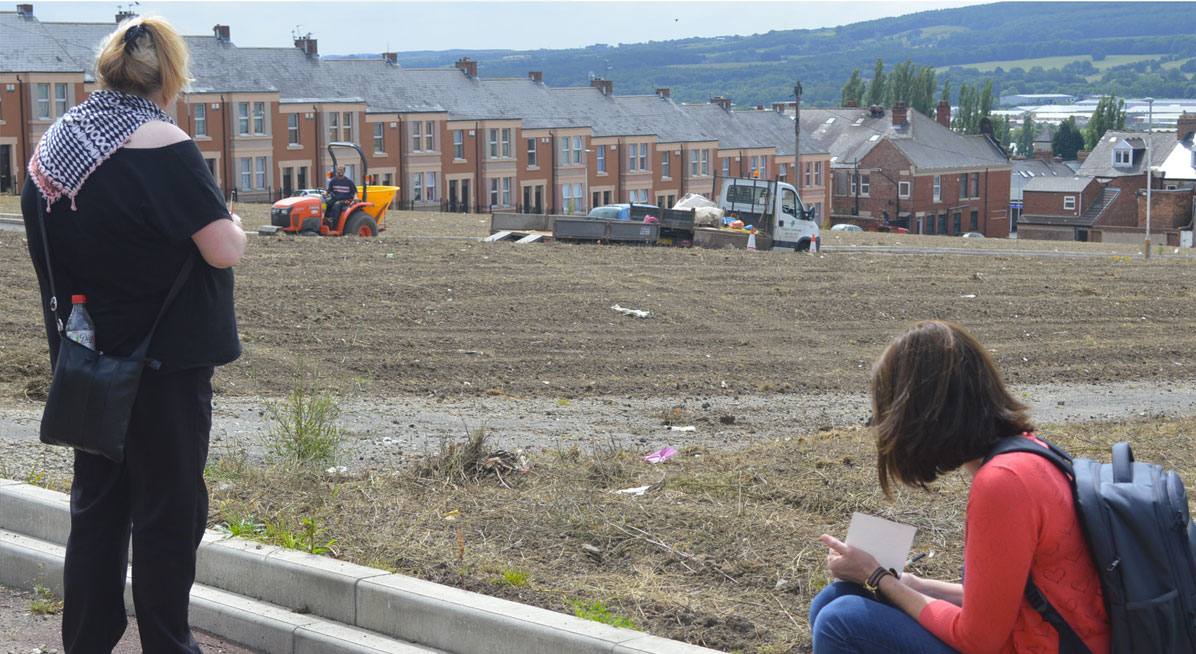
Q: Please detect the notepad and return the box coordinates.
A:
[845,512,917,573]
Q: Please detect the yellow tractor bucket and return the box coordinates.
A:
[357,185,400,222]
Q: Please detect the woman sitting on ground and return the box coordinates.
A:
[809,320,1110,654]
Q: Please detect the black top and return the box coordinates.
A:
[326,175,356,201]
[22,139,241,373]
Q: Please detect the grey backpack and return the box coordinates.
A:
[986,437,1196,654]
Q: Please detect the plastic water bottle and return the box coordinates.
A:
[65,295,96,351]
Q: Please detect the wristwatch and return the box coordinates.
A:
[864,566,898,597]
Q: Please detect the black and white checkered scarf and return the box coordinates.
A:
[28,89,174,211]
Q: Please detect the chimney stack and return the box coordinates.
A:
[711,96,732,111]
[590,78,612,96]
[936,100,951,128]
[213,25,230,42]
[528,71,542,83]
[846,100,858,108]
[382,52,397,65]
[294,37,318,56]
[892,101,908,126]
[455,56,477,78]
[1177,113,1196,141]
[116,9,136,23]
[16,4,33,18]
[655,88,670,98]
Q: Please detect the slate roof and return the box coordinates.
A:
[1076,130,1176,178]
[0,11,104,75]
[803,106,1008,171]
[1022,175,1094,193]
[1011,159,1072,198]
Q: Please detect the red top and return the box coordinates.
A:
[918,435,1111,653]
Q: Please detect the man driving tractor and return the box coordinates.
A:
[325,165,356,228]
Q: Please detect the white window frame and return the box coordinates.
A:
[661,151,670,178]
[502,177,511,206]
[327,111,338,143]
[489,128,498,159]
[628,145,637,171]
[426,172,437,202]
[413,173,423,202]
[597,146,606,173]
[453,130,464,160]
[238,102,250,135]
[813,162,822,187]
[701,149,709,176]
[490,178,499,207]
[639,143,648,171]
[527,138,537,167]
[933,174,941,202]
[562,183,573,212]
[805,162,812,187]
[373,122,385,153]
[195,104,208,137]
[36,83,50,120]
[424,121,434,152]
[860,173,870,196]
[560,137,569,165]
[240,157,252,189]
[1064,195,1076,211]
[501,127,510,158]
[253,102,265,135]
[413,121,423,152]
[1114,148,1131,166]
[341,112,353,142]
[721,157,729,176]
[54,83,68,117]
[572,136,582,165]
[573,183,582,211]
[898,180,910,198]
[255,157,266,189]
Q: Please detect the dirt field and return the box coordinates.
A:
[4,196,1196,653]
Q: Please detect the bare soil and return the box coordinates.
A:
[4,197,1196,653]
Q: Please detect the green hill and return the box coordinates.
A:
[380,2,1196,107]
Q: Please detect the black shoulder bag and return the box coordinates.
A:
[34,196,195,463]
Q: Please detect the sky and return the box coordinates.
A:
[25,0,990,55]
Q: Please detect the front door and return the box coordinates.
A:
[0,145,11,194]
[523,185,531,213]
[449,179,459,212]
[282,167,293,197]
[534,185,542,214]
[460,179,471,212]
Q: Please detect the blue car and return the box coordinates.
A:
[587,203,660,221]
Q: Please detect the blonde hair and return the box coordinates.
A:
[94,16,192,102]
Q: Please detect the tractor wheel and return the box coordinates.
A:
[344,210,378,237]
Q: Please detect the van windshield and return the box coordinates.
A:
[725,184,770,205]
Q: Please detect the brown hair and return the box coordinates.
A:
[871,321,1034,495]
[94,16,192,102]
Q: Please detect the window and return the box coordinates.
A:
[36,83,49,119]
[960,173,969,200]
[779,163,786,181]
[527,138,537,167]
[933,175,941,202]
[629,145,637,171]
[414,122,424,152]
[287,113,298,145]
[691,151,699,177]
[255,157,266,189]
[813,162,822,187]
[426,172,436,202]
[751,156,760,177]
[413,174,422,202]
[238,102,250,135]
[970,210,979,231]
[560,137,569,164]
[240,158,251,189]
[572,136,582,164]
[341,112,353,141]
[662,152,670,178]
[562,183,573,212]
[701,149,709,176]
[834,171,849,196]
[970,173,979,199]
[501,128,510,158]
[55,83,67,117]
[503,177,511,206]
[488,128,499,158]
[898,181,910,198]
[852,173,870,196]
[722,157,730,176]
[805,162,812,187]
[1064,196,1076,211]
[453,130,464,159]
[195,104,207,137]
[1114,149,1131,166]
[597,146,606,173]
[253,102,265,135]
[572,183,582,211]
[373,122,385,153]
[327,112,338,143]
[490,178,499,207]
[639,144,648,171]
[953,211,961,234]
[424,121,434,152]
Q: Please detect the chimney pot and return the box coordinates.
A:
[711,96,732,110]
[590,78,612,96]
[528,71,542,83]
[213,25,230,42]
[455,56,478,78]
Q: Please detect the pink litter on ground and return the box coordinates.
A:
[643,447,677,464]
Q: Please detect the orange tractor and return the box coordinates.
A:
[269,142,399,237]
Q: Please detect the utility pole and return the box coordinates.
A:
[793,81,802,190]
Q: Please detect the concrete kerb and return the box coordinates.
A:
[0,479,727,654]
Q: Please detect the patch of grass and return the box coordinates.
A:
[29,585,62,615]
[494,567,531,587]
[266,380,342,468]
[570,599,639,630]
[415,427,489,485]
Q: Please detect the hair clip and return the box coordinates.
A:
[122,23,148,46]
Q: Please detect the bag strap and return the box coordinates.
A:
[34,192,196,365]
[985,436,1092,654]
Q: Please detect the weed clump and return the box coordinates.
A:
[416,428,489,485]
[266,382,342,468]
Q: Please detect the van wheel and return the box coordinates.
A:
[344,210,378,237]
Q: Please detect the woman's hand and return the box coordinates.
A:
[820,534,882,585]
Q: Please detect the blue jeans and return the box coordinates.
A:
[809,582,958,654]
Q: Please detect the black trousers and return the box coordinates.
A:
[61,367,214,654]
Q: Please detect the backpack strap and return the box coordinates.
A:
[984,436,1093,654]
